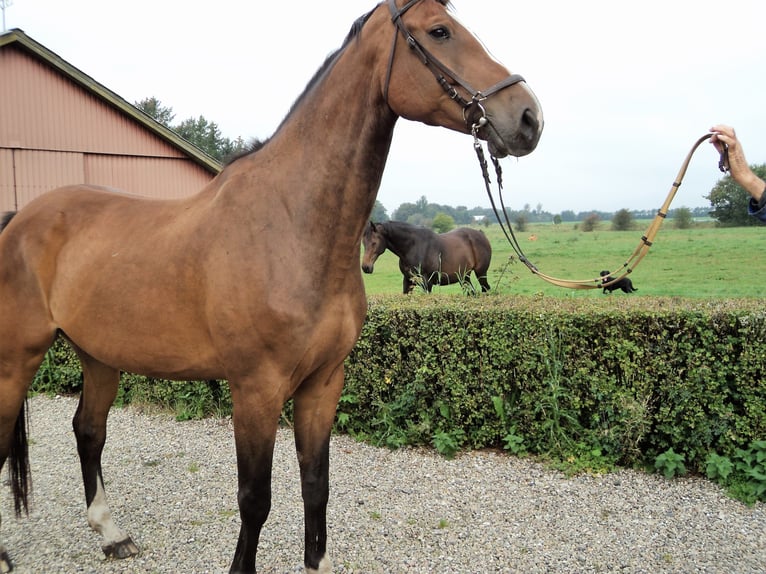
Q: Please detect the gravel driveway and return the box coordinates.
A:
[1,395,764,573]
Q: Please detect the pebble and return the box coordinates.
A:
[1,395,764,573]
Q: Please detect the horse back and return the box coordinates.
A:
[439,227,492,271]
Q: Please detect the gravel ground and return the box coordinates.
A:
[1,395,764,574]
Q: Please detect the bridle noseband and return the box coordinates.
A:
[383,0,525,129]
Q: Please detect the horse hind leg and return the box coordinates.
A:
[0,398,32,574]
[0,341,52,573]
[474,262,491,292]
[72,349,138,559]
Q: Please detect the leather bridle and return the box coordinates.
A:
[477,133,729,290]
[383,0,526,130]
[382,1,727,291]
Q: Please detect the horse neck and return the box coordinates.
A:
[229,38,397,261]
[382,222,418,260]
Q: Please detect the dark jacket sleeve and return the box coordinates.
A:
[748,184,766,223]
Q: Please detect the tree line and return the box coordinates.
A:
[136,97,763,229]
[136,97,250,162]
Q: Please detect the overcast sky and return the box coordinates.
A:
[5,0,766,215]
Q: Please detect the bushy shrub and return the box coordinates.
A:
[31,296,765,492]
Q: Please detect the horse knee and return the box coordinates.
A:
[238,482,272,528]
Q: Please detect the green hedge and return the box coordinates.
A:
[33,295,765,476]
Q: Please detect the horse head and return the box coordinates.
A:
[378,0,543,158]
[361,221,388,273]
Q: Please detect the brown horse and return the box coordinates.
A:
[362,221,492,293]
[0,1,542,572]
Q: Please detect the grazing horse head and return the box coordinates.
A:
[361,221,389,274]
[0,2,541,573]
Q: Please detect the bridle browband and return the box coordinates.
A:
[383,0,525,128]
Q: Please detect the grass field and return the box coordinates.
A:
[361,221,766,298]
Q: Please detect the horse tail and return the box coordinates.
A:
[1,211,17,233]
[9,398,31,517]
[2,211,34,516]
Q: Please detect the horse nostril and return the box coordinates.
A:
[520,107,542,146]
[522,108,539,133]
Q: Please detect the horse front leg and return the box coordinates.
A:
[72,353,138,559]
[228,382,283,574]
[292,364,344,574]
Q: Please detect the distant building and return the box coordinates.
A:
[0,28,221,212]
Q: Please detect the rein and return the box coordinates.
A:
[472,131,727,290]
[384,0,525,127]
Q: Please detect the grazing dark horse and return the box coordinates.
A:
[362,221,492,293]
[0,1,542,572]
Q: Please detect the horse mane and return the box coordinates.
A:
[383,220,436,238]
[227,7,377,166]
[0,211,17,233]
[281,8,376,123]
[223,138,267,165]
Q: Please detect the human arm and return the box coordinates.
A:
[710,124,766,221]
[710,125,765,201]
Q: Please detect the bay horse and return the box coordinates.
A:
[0,1,542,572]
[362,221,492,293]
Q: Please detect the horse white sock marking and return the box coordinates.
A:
[306,554,332,574]
[87,477,130,546]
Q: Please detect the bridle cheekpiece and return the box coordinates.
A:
[383,0,525,131]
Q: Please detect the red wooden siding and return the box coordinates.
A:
[0,31,220,212]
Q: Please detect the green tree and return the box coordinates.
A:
[135,96,175,127]
[706,164,766,226]
[672,206,694,229]
[135,96,248,162]
[174,116,227,160]
[370,201,389,222]
[581,213,600,232]
[611,208,634,231]
[392,201,418,222]
[431,212,455,233]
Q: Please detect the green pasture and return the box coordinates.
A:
[361,221,765,298]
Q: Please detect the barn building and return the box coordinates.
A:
[0,28,221,213]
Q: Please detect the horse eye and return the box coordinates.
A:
[428,27,451,40]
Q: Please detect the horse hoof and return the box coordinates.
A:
[0,550,14,573]
[102,537,139,559]
[306,554,332,573]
